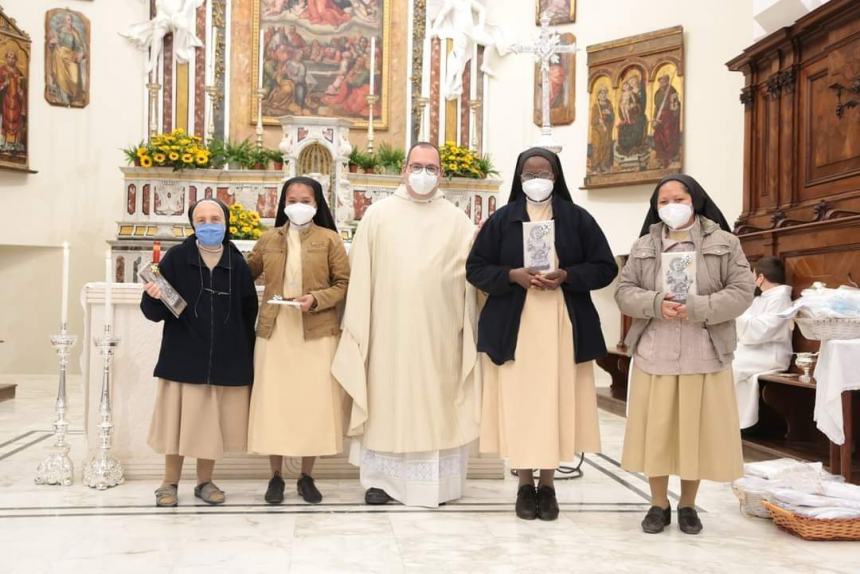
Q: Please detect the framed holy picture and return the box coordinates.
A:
[0,5,32,173]
[584,26,684,189]
[252,0,391,129]
[45,8,91,108]
[536,0,575,26]
[533,32,575,126]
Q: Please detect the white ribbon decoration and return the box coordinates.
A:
[122,0,205,74]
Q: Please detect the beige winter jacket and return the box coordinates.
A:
[615,217,755,358]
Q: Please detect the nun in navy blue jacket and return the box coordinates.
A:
[466,147,617,521]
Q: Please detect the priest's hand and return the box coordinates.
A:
[532,269,568,290]
[144,282,162,299]
[509,268,538,290]
[293,294,317,313]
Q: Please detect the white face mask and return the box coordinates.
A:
[658,202,694,230]
[284,203,317,226]
[407,169,439,196]
[522,178,554,202]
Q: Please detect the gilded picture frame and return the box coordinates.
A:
[584,26,684,189]
[252,0,391,129]
[0,5,32,173]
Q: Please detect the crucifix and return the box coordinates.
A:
[510,12,576,153]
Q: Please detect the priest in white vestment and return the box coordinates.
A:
[734,256,794,429]
[332,142,480,507]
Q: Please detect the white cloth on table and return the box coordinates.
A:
[733,285,794,428]
[813,339,860,445]
[349,440,471,508]
[743,458,825,480]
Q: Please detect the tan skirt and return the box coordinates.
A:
[247,307,346,457]
[480,288,602,469]
[147,379,250,460]
[621,366,744,482]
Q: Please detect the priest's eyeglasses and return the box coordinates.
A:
[520,171,555,181]
[407,163,440,176]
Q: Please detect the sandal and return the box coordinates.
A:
[155,484,178,507]
[194,481,226,505]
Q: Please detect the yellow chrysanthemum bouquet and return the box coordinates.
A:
[125,129,212,171]
[440,141,498,180]
[228,203,266,240]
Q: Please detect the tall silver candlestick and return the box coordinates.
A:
[205,84,218,145]
[256,88,266,149]
[82,325,124,490]
[35,325,78,486]
[146,69,161,141]
[366,95,379,153]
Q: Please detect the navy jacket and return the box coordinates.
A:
[467,198,617,365]
[140,236,258,386]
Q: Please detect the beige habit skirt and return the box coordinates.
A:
[621,366,744,482]
[147,379,250,461]
[480,287,602,469]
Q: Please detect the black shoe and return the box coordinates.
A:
[264,474,285,504]
[536,485,560,521]
[641,505,671,534]
[515,485,538,520]
[678,506,703,535]
[365,487,392,505]
[297,473,323,504]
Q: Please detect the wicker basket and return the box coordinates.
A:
[731,483,772,519]
[795,317,860,341]
[763,501,860,541]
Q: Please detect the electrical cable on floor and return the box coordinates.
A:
[510,452,585,481]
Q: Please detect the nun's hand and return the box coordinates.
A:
[660,294,682,320]
[144,282,162,299]
[509,268,538,290]
[675,304,689,320]
[532,269,568,290]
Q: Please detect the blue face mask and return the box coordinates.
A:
[195,223,226,246]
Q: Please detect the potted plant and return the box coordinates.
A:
[124,129,211,171]
[377,142,405,175]
[122,142,145,167]
[225,139,253,170]
[348,147,365,173]
[228,202,267,252]
[268,148,284,171]
[440,141,495,180]
[207,138,228,170]
[248,147,270,170]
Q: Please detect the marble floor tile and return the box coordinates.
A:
[2,374,859,574]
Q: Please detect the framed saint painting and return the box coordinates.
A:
[252,0,390,129]
[0,5,32,172]
[533,32,575,127]
[584,26,684,188]
[536,0,575,26]
[45,9,90,108]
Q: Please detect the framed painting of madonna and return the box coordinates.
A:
[252,0,391,129]
[0,5,32,173]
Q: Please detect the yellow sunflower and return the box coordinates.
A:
[195,153,208,165]
[140,155,153,168]
[229,225,238,235]
[182,153,194,164]
[153,152,166,163]
[168,152,180,161]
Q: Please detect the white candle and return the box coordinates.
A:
[258,27,264,90]
[369,36,376,96]
[104,248,113,331]
[208,26,217,85]
[470,45,478,100]
[61,241,70,327]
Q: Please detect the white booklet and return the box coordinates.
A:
[661,251,697,303]
[523,220,556,273]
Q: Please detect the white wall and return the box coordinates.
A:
[0,1,147,374]
[483,0,752,351]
